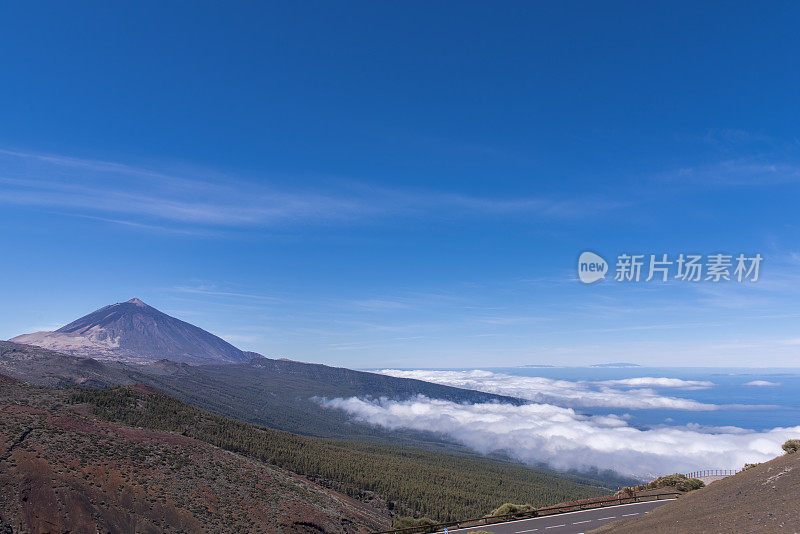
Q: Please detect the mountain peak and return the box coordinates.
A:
[10,299,249,365]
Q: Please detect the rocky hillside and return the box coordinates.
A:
[0,341,615,522]
[0,340,528,446]
[10,298,249,364]
[590,447,800,533]
[0,340,138,387]
[0,378,388,533]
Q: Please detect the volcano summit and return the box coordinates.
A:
[10,298,249,364]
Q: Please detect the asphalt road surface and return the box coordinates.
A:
[441,500,675,534]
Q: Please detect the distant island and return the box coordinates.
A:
[591,363,642,368]
[518,364,556,368]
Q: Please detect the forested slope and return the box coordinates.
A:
[0,379,388,533]
[136,356,522,444]
[72,385,612,521]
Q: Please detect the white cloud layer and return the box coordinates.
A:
[376,369,721,410]
[744,380,780,387]
[598,377,714,389]
[321,395,800,479]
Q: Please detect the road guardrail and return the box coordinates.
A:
[683,469,739,478]
[373,491,682,534]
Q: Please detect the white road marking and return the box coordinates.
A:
[597,516,616,520]
[439,500,677,533]
[516,529,538,533]
[621,513,639,517]
[573,520,592,524]
[545,526,565,529]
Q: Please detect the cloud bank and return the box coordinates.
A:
[321,395,799,479]
[376,369,721,411]
[598,377,714,389]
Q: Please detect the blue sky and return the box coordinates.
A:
[1,2,800,367]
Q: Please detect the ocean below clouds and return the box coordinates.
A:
[321,367,800,479]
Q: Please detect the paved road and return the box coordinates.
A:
[440,500,675,534]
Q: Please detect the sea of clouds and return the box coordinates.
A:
[376,369,722,410]
[318,369,799,479]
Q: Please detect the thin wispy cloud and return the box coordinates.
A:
[63,213,222,237]
[172,285,279,301]
[351,299,412,310]
[744,380,780,387]
[0,148,625,232]
[659,159,800,188]
[699,128,773,148]
[218,333,261,344]
[0,175,366,227]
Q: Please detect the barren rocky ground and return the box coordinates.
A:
[591,448,800,533]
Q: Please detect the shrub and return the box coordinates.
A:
[488,503,536,517]
[742,463,760,471]
[391,517,438,533]
[647,473,704,492]
[782,439,800,454]
[675,477,705,492]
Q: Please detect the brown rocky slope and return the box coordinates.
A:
[590,447,800,533]
[0,378,389,533]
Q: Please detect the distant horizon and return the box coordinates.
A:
[361,365,800,370]
[9,298,800,370]
[7,295,800,369]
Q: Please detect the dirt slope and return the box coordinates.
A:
[0,379,389,533]
[590,450,800,533]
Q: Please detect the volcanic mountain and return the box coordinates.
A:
[10,298,249,364]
